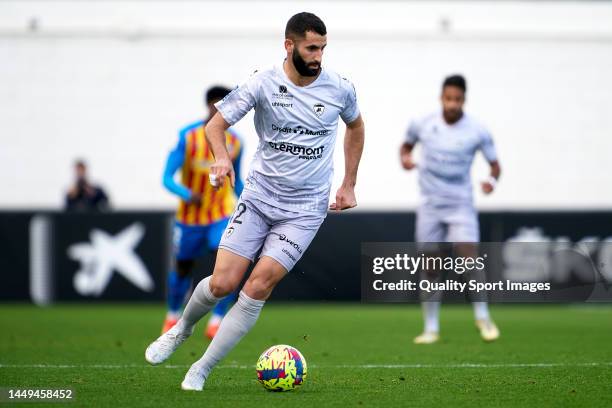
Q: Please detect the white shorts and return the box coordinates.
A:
[219,192,326,272]
[416,204,480,243]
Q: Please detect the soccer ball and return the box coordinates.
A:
[256,344,307,391]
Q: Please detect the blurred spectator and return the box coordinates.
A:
[65,160,110,212]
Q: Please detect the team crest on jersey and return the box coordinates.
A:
[313,103,325,117]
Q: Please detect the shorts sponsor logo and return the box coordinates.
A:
[282,248,297,262]
[267,141,324,160]
[279,234,303,254]
[226,226,235,237]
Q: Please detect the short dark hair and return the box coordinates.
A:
[285,12,326,39]
[74,159,86,169]
[205,85,232,104]
[442,74,467,93]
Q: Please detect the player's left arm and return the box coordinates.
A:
[330,114,365,211]
[207,72,259,190]
[479,129,501,195]
[482,160,501,194]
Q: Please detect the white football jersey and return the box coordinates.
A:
[406,111,498,206]
[216,64,360,213]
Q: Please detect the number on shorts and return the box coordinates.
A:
[232,203,247,224]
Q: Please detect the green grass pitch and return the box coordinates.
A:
[1,304,611,407]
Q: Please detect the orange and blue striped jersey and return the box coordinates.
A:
[163,119,243,226]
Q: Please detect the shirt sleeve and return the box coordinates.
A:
[215,73,260,126]
[405,120,421,145]
[340,77,360,124]
[479,128,498,162]
[162,133,192,201]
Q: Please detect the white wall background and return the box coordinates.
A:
[1,1,611,210]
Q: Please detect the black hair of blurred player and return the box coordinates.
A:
[285,12,327,78]
[441,74,466,125]
[205,85,232,121]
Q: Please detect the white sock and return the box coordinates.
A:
[473,301,490,321]
[193,291,265,377]
[177,276,222,332]
[423,301,440,333]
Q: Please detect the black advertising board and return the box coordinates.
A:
[0,211,610,302]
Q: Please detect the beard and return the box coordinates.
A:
[292,48,321,77]
[443,108,463,123]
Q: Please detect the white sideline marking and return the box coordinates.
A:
[0,362,611,369]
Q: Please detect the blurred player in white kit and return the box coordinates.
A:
[145,11,365,390]
[399,74,502,344]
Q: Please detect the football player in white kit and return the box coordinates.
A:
[399,75,501,344]
[145,12,365,390]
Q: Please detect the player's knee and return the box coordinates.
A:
[244,275,276,300]
[176,259,194,278]
[209,275,237,298]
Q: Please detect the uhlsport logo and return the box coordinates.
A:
[67,223,154,296]
[313,103,325,117]
[272,101,293,109]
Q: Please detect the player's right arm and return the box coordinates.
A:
[205,114,235,190]
[162,133,200,204]
[206,73,259,190]
[400,120,420,170]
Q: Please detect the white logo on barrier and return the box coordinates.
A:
[67,223,154,296]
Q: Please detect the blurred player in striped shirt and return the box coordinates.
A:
[161,85,244,338]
